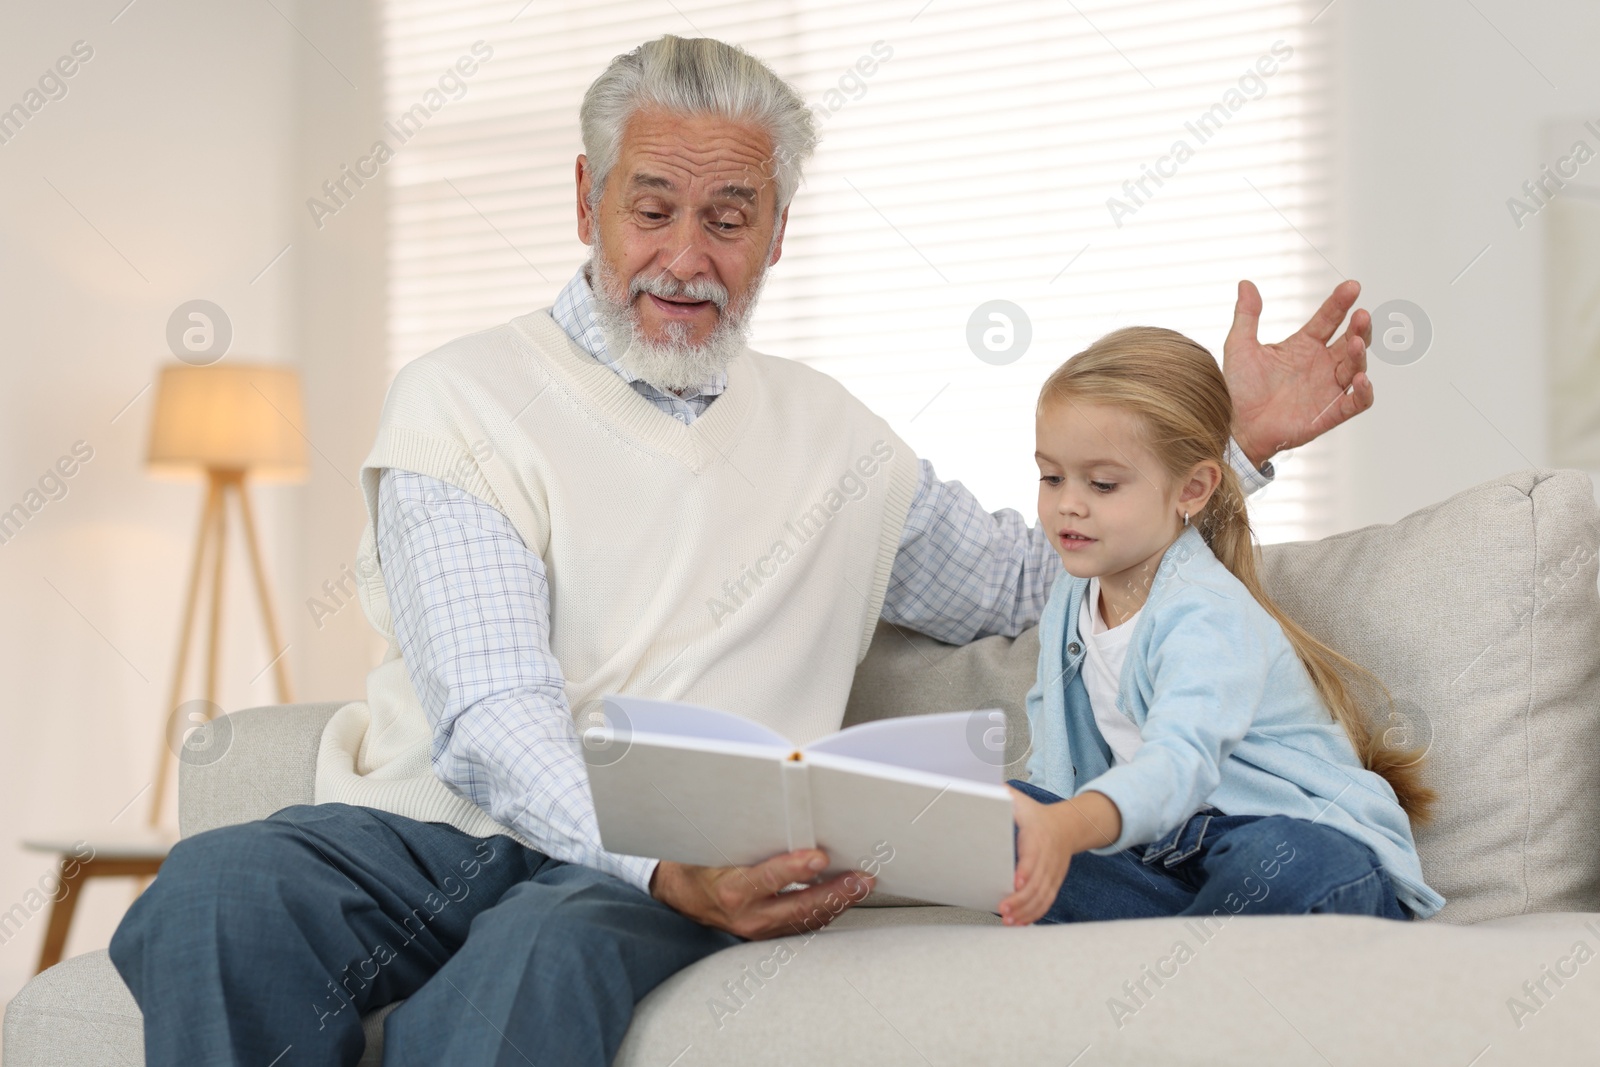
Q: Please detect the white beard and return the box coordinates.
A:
[587,238,768,394]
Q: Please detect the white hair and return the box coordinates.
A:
[579,35,818,217]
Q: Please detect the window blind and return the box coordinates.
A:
[383,0,1336,541]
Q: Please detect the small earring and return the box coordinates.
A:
[1182,511,1190,527]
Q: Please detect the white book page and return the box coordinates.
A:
[805,760,1014,913]
[800,750,1009,797]
[587,740,792,868]
[602,695,794,749]
[802,710,1006,785]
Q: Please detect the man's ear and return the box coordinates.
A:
[768,205,789,267]
[1179,460,1223,517]
[575,155,594,245]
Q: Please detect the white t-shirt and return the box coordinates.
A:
[1079,576,1145,765]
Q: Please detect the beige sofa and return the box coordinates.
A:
[7,467,1600,1065]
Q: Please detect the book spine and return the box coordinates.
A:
[780,758,817,852]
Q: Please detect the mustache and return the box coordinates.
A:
[629,270,730,311]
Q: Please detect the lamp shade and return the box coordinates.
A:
[146,363,309,481]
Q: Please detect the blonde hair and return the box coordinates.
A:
[1038,326,1434,822]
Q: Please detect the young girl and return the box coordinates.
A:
[1001,326,1443,927]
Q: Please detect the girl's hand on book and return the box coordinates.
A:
[1001,788,1123,925]
[1001,789,1077,925]
[650,850,875,940]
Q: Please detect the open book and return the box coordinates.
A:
[581,695,1016,912]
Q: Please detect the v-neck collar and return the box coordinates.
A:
[510,310,754,474]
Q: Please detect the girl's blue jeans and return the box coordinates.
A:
[1008,779,1413,924]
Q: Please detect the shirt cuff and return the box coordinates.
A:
[599,853,660,895]
[1225,436,1275,496]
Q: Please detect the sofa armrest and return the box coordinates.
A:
[177,702,346,838]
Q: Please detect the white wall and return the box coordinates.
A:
[0,0,383,1003]
[286,4,388,704]
[1328,0,1600,528]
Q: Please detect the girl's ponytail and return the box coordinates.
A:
[1198,462,1435,823]
[1040,327,1435,823]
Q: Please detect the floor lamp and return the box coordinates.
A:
[145,362,308,827]
[22,363,310,973]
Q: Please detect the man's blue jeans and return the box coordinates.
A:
[1008,779,1413,923]
[108,803,740,1067]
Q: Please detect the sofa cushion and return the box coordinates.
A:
[615,910,1600,1065]
[178,703,341,837]
[2,951,142,1067]
[845,620,1039,777]
[15,914,1600,1067]
[1258,468,1600,923]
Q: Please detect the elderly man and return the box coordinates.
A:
[110,34,1373,1067]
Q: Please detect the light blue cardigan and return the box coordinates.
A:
[1024,524,1445,919]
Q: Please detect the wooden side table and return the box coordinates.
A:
[21,828,175,974]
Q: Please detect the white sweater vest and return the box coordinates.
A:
[314,310,921,847]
